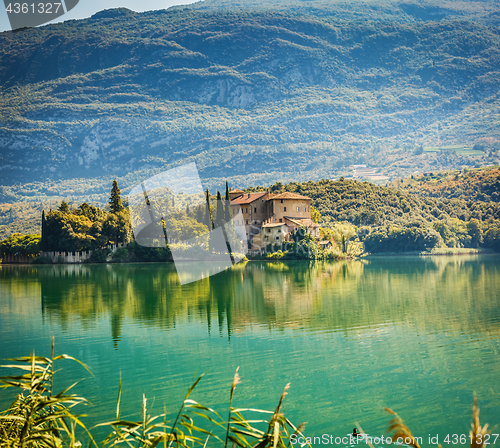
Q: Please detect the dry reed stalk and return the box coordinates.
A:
[384,408,421,448]
[355,422,375,448]
[470,394,489,448]
[275,384,290,417]
[225,367,240,448]
[142,394,147,442]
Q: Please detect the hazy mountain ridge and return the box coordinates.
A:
[188,0,500,24]
[1,5,500,201]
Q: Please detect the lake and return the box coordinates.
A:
[1,256,499,446]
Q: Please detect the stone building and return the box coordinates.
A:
[230,192,269,240]
[253,222,287,248]
[229,189,320,248]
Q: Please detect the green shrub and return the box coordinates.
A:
[111,247,129,262]
[129,242,172,262]
[86,248,111,263]
[266,250,288,259]
[364,225,443,253]
[32,255,53,264]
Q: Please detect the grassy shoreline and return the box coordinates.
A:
[364,248,496,257]
[2,250,497,265]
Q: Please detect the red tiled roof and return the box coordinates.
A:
[229,189,244,193]
[268,192,311,200]
[230,192,267,205]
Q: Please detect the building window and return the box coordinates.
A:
[246,208,248,213]
[284,207,286,212]
[246,220,248,225]
[279,218,282,223]
[297,207,299,212]
[267,229,271,233]
[304,207,306,212]
[276,236,279,240]
[280,199,283,203]
[254,207,256,213]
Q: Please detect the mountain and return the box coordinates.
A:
[1,2,500,207]
[189,0,500,25]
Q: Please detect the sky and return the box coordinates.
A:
[0,0,198,32]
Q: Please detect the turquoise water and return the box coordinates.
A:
[0,256,499,446]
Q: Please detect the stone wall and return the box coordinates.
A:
[39,242,129,264]
[1,254,33,264]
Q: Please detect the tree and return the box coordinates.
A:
[44,206,109,252]
[215,191,224,228]
[467,218,482,247]
[484,226,500,251]
[195,204,205,225]
[293,227,320,259]
[224,192,232,224]
[109,180,124,214]
[205,189,214,230]
[225,181,230,202]
[58,201,69,213]
[0,233,41,256]
[103,211,132,245]
[311,206,321,224]
[330,222,358,253]
[40,210,48,251]
[79,202,106,221]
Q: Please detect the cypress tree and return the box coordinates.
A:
[215,191,224,228]
[224,193,232,224]
[225,181,230,201]
[206,189,215,253]
[40,210,47,251]
[205,189,214,230]
[196,205,204,225]
[109,180,124,213]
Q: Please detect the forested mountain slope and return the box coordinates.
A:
[189,0,500,25]
[1,5,500,202]
[248,177,500,225]
[387,165,500,202]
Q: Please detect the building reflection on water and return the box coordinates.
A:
[0,255,499,349]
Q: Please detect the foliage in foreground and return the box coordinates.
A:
[0,343,496,448]
[0,344,308,448]
[380,398,494,448]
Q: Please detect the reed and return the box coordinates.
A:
[384,397,495,448]
[1,341,494,448]
[0,343,308,448]
[469,394,490,448]
[383,408,421,448]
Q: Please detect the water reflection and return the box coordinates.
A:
[1,256,500,444]
[1,255,499,348]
